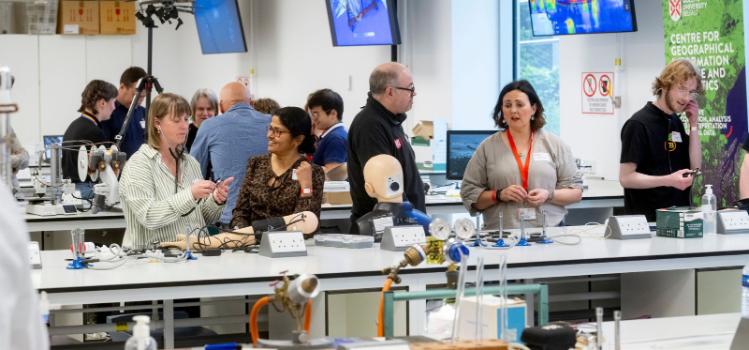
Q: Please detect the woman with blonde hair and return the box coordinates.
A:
[119,93,233,249]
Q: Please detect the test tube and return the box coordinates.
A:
[596,307,604,349]
[614,310,621,350]
[475,256,485,341]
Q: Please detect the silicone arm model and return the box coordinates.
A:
[160,211,319,251]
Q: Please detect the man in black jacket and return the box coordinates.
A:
[347,62,425,232]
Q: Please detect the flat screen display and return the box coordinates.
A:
[194,0,247,54]
[446,130,495,180]
[43,135,63,162]
[529,0,637,36]
[326,0,401,46]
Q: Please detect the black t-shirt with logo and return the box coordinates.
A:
[347,95,426,227]
[620,102,691,221]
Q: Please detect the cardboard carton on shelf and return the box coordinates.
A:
[58,0,99,35]
[100,0,136,35]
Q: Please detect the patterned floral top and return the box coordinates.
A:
[231,154,325,229]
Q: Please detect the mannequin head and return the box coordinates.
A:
[363,154,403,203]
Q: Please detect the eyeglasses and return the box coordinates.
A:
[267,126,290,138]
[394,85,416,96]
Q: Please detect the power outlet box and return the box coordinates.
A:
[381,225,427,251]
[718,210,749,234]
[258,231,307,258]
[606,215,652,239]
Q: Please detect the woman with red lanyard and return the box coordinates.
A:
[460,80,582,230]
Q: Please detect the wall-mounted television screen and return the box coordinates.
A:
[529,0,637,36]
[326,0,401,46]
[194,0,247,54]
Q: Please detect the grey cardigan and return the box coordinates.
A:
[460,130,581,229]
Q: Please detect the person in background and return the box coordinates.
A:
[120,93,232,249]
[619,59,703,221]
[347,62,424,233]
[461,80,582,229]
[62,80,118,198]
[185,88,218,152]
[100,66,147,158]
[9,129,29,193]
[307,88,348,180]
[190,82,270,227]
[231,107,324,232]
[0,181,49,349]
[252,97,281,115]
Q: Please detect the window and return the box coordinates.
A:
[515,0,560,135]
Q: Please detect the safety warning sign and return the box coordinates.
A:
[582,72,614,115]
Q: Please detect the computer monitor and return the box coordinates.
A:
[194,0,247,54]
[446,130,495,180]
[529,0,637,36]
[326,0,401,46]
[43,135,63,162]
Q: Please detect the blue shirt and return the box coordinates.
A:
[100,101,146,158]
[190,103,270,225]
[312,123,348,166]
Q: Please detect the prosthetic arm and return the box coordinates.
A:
[161,211,319,251]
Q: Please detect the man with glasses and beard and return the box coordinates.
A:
[619,59,704,221]
[347,62,425,233]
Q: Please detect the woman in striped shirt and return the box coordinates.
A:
[119,93,234,249]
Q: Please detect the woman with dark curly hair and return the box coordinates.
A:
[460,80,582,229]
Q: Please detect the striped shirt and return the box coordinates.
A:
[120,144,224,249]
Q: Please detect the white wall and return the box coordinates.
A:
[558,0,665,180]
[0,0,390,154]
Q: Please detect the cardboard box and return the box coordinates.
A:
[412,120,434,140]
[656,207,704,238]
[100,0,135,35]
[58,0,99,35]
[458,296,527,342]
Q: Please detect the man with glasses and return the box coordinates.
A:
[619,59,704,221]
[347,62,425,233]
[191,81,270,227]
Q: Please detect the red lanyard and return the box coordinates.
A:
[507,130,533,190]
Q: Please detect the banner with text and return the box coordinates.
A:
[664,0,747,206]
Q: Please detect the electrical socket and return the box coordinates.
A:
[381,225,427,251]
[607,215,652,239]
[259,231,307,258]
[718,210,749,234]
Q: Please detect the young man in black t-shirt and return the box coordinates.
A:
[61,80,118,197]
[619,59,704,221]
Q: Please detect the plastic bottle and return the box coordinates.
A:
[124,315,157,350]
[742,264,749,318]
[701,184,717,235]
[39,291,49,325]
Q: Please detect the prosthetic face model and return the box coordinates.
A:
[363,154,403,203]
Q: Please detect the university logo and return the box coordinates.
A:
[669,0,681,21]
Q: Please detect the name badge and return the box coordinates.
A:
[533,152,552,162]
[671,131,683,143]
[519,207,536,221]
[140,119,146,130]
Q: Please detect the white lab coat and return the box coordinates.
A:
[0,182,49,349]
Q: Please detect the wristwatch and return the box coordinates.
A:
[546,189,555,203]
[690,126,699,132]
[300,187,313,196]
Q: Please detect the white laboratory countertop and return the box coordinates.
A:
[34,226,749,294]
[26,180,624,230]
[596,313,739,349]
